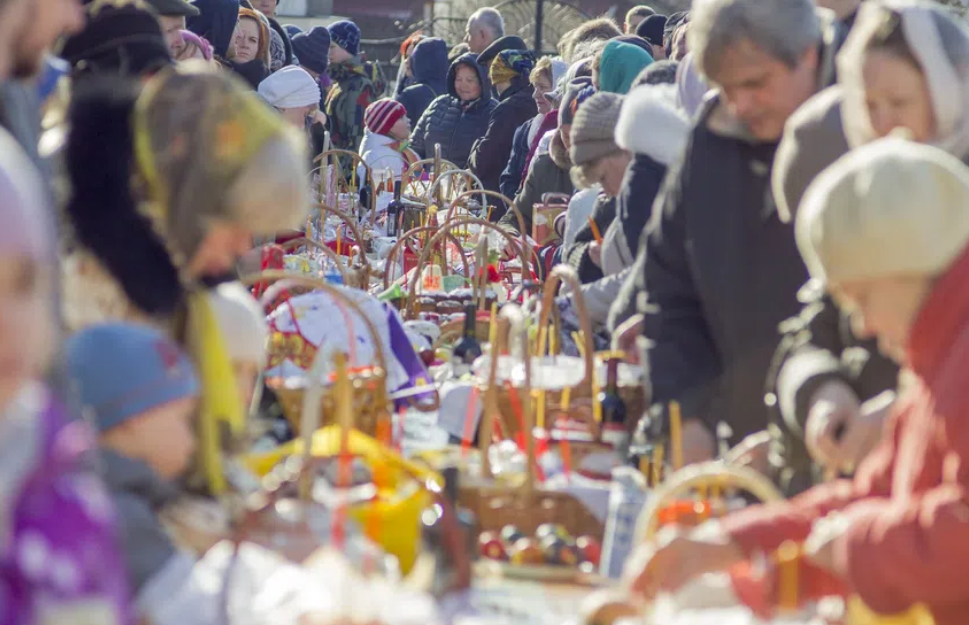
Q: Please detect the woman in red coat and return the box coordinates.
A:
[626,137,969,625]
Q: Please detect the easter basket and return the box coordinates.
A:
[312,148,377,224]
[633,462,935,625]
[458,306,606,547]
[241,271,392,438]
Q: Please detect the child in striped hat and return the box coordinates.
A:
[358,98,420,183]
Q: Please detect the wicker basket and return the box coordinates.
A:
[312,148,377,223]
[240,271,392,438]
[382,226,470,292]
[634,463,934,625]
[400,145,461,205]
[459,306,605,541]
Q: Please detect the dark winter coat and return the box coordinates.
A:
[325,58,377,154]
[396,37,449,127]
[187,0,240,59]
[499,130,573,235]
[607,83,691,332]
[766,282,900,495]
[564,193,616,284]
[470,77,538,198]
[411,53,497,170]
[499,116,541,201]
[636,14,842,445]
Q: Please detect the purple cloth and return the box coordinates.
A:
[1,388,132,625]
[384,304,436,408]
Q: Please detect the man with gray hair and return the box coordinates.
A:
[622,0,844,484]
[465,7,505,54]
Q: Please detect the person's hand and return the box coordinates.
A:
[624,524,745,601]
[803,513,851,575]
[681,418,716,465]
[501,235,522,261]
[726,430,772,475]
[589,241,602,267]
[612,314,644,364]
[805,381,860,470]
[833,391,893,473]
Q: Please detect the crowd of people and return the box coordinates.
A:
[1,0,969,622]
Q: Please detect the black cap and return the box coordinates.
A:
[144,0,201,16]
[636,14,668,47]
[62,1,173,76]
[477,35,527,69]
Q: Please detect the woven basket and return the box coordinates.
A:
[459,306,605,541]
[400,145,461,205]
[382,226,470,292]
[240,271,392,438]
[634,463,934,625]
[312,148,377,223]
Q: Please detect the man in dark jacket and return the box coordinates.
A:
[396,37,449,127]
[632,0,844,461]
[411,53,496,169]
[471,49,538,213]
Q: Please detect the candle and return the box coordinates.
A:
[670,400,684,472]
[651,444,664,486]
[776,541,801,613]
[536,389,546,430]
[336,225,343,256]
[488,302,498,346]
[588,216,603,244]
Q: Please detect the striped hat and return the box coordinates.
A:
[364,99,407,136]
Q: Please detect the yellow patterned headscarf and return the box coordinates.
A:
[133,60,307,266]
[132,62,307,494]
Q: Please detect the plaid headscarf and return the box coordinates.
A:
[489,49,536,85]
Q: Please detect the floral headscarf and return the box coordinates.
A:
[133,61,307,265]
[490,49,537,85]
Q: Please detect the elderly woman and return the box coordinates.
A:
[625,136,969,625]
[766,0,969,489]
[62,63,307,490]
[411,52,497,169]
[593,39,653,94]
[498,55,569,200]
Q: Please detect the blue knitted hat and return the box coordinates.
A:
[328,20,360,56]
[283,24,303,39]
[67,323,199,433]
[292,26,330,75]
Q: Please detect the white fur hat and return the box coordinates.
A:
[207,282,269,366]
[796,136,969,285]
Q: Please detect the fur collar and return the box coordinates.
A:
[549,131,572,170]
[615,83,691,166]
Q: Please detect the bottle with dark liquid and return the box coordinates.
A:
[451,304,483,378]
[386,180,403,237]
[598,355,629,451]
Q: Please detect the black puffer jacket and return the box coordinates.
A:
[470,76,538,198]
[411,53,497,169]
[396,37,449,127]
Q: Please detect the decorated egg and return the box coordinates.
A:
[510,538,544,566]
[500,525,526,546]
[541,535,580,567]
[576,535,602,567]
[536,523,572,543]
[478,531,508,561]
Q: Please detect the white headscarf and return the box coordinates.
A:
[258,66,321,109]
[837,0,969,160]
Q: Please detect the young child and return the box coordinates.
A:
[325,20,376,157]
[358,98,420,182]
[66,322,208,617]
[207,281,269,410]
[0,130,132,624]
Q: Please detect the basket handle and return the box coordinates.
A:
[427,169,485,213]
[276,237,351,285]
[479,305,538,495]
[538,266,595,393]
[400,157,460,203]
[382,226,470,290]
[541,192,572,207]
[318,204,371,262]
[313,149,378,224]
[633,462,784,543]
[405,217,530,318]
[445,189,526,241]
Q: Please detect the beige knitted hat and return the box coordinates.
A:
[796,136,969,286]
[569,92,624,166]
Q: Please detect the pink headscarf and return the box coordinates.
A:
[176,30,214,62]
